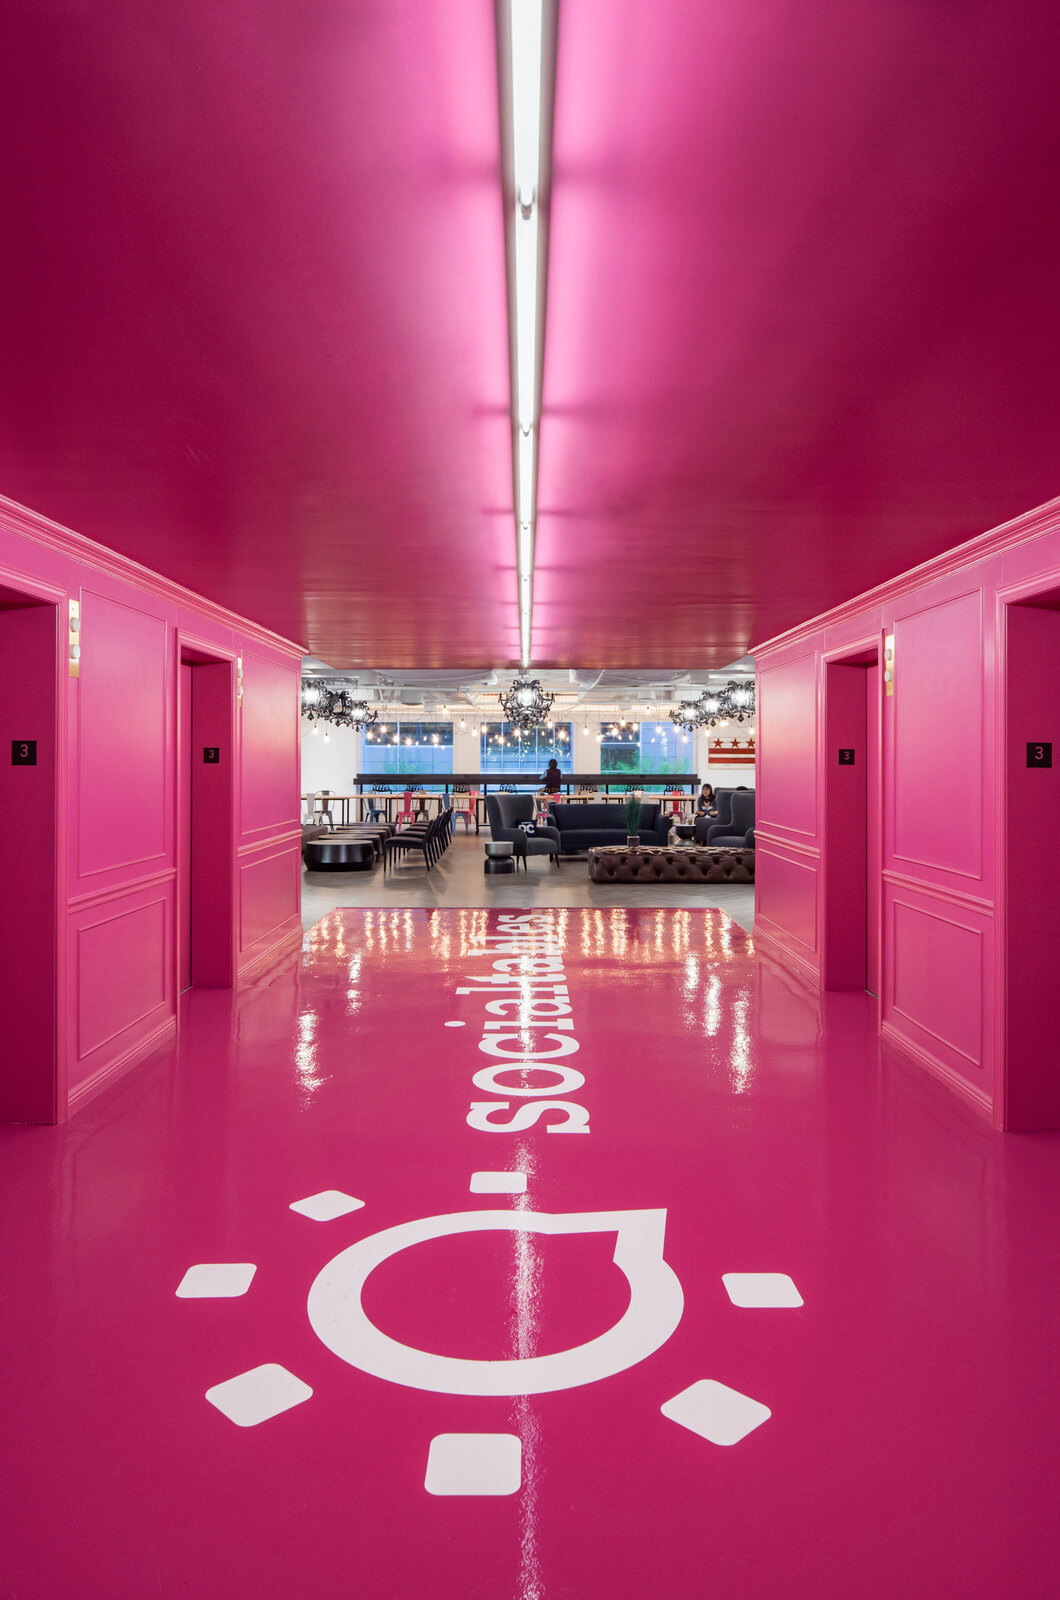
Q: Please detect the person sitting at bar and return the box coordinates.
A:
[542,758,563,793]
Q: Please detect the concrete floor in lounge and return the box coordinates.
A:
[300,830,757,933]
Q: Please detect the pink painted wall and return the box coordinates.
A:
[754,494,1060,1129]
[0,494,303,1120]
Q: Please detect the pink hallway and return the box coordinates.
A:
[754,493,1060,1131]
[1,908,1058,1600]
[0,498,303,1122]
[3,2,1060,1596]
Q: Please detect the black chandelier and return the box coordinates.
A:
[301,681,379,732]
[668,680,755,732]
[668,702,700,733]
[499,675,555,731]
[723,679,756,722]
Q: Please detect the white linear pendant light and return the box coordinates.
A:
[509,0,545,668]
[511,0,543,205]
[517,424,535,524]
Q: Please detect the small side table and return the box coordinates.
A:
[484,841,516,876]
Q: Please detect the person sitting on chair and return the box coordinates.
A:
[542,758,563,794]
[696,783,716,815]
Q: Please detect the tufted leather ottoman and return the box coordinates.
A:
[587,845,754,884]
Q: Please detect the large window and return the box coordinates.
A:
[361,720,453,777]
[480,721,572,775]
[598,719,691,781]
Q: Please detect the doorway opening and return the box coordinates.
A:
[0,581,60,1121]
[823,643,881,996]
[1001,587,1060,1129]
[177,645,235,992]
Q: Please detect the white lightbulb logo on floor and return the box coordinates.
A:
[176,1179,802,1493]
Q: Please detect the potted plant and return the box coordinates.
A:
[625,795,642,847]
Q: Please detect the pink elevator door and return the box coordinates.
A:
[179,662,192,992]
[865,663,880,995]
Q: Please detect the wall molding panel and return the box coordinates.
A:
[880,1020,993,1119]
[881,869,993,918]
[75,893,170,1065]
[75,589,170,882]
[69,868,178,915]
[238,839,302,959]
[754,842,820,967]
[888,896,986,1074]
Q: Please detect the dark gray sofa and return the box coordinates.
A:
[548,801,671,854]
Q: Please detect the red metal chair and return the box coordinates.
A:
[394,789,417,827]
[452,788,475,833]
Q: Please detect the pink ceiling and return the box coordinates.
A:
[535,0,1060,666]
[3,3,1060,669]
[0,1,515,667]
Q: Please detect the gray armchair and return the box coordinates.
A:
[705,789,756,848]
[694,787,741,844]
[485,793,561,869]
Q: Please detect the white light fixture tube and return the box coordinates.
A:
[510,0,546,670]
[514,205,539,431]
[517,425,535,524]
[511,0,543,205]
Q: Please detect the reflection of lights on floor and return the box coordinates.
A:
[729,995,753,1092]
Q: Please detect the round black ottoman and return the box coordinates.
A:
[304,837,375,872]
[672,823,696,841]
[327,828,387,860]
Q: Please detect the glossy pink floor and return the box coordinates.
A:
[2,909,1059,1598]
